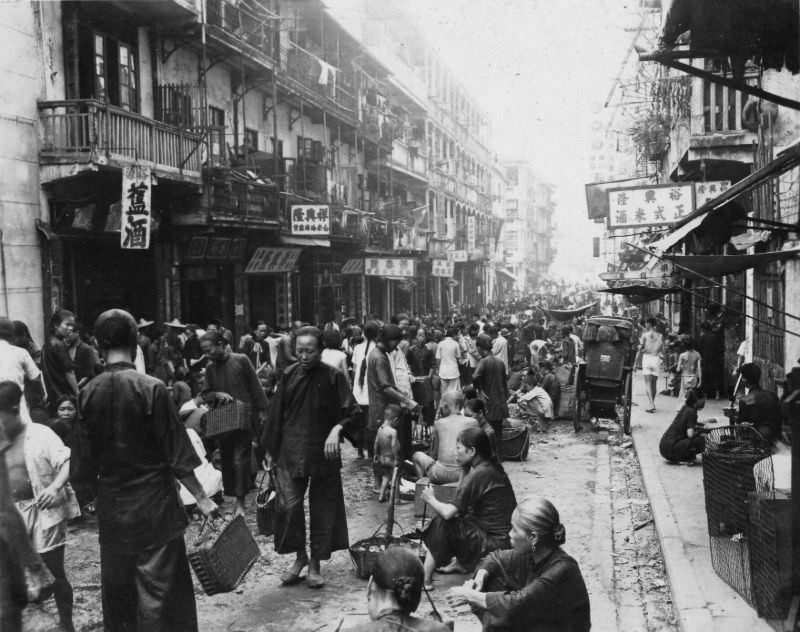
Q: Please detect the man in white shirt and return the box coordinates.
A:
[435,326,462,396]
[490,326,509,372]
[0,319,43,424]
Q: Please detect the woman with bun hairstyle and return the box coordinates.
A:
[448,496,590,632]
[350,546,451,631]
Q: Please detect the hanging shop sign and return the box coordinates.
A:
[467,216,476,251]
[432,259,455,277]
[447,250,468,262]
[290,204,330,236]
[121,165,151,249]
[607,183,694,229]
[599,261,677,289]
[244,247,302,274]
[364,257,416,278]
[694,181,731,207]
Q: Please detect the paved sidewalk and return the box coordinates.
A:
[628,374,774,632]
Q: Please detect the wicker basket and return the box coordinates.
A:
[188,515,260,595]
[205,400,251,438]
[501,425,530,461]
[349,527,421,580]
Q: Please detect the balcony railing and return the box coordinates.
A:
[39,100,203,177]
[207,173,279,223]
[281,42,356,114]
[206,0,277,61]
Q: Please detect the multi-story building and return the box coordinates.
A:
[0,0,504,341]
[500,161,556,294]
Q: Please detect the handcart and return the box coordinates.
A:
[574,316,637,434]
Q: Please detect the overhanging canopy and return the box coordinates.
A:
[496,268,519,283]
[665,248,800,278]
[281,235,331,248]
[341,258,363,275]
[599,285,677,298]
[244,248,301,274]
[543,302,598,322]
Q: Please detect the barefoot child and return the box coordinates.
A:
[373,404,402,502]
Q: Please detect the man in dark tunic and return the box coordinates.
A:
[261,326,358,589]
[201,332,269,517]
[73,309,218,632]
[472,334,509,452]
[736,362,783,443]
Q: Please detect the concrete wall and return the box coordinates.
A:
[0,0,46,342]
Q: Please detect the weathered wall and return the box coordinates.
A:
[0,0,46,342]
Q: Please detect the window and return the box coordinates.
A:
[92,31,138,111]
[506,166,519,185]
[208,106,225,161]
[270,136,283,157]
[245,127,259,151]
[297,136,323,163]
[94,34,105,99]
[118,43,136,110]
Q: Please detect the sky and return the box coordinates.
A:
[328,0,647,283]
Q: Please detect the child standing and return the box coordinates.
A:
[677,338,702,398]
[373,404,402,502]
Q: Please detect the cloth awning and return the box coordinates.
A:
[650,140,800,253]
[280,235,331,248]
[341,258,363,275]
[244,248,301,275]
[599,285,677,298]
[495,268,519,283]
[543,302,598,322]
[665,248,800,278]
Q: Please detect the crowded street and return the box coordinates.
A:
[1,0,799,631]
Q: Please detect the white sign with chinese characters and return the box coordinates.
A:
[694,181,731,207]
[431,259,455,277]
[290,205,330,236]
[121,165,151,249]
[364,257,416,278]
[447,250,468,262]
[467,216,476,251]
[607,183,694,229]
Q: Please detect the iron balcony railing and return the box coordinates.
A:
[39,100,203,176]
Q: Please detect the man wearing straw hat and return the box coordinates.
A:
[74,309,218,632]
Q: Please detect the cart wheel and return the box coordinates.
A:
[621,372,633,435]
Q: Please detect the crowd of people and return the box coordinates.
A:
[0,302,599,632]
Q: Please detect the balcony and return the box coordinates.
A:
[205,0,277,70]
[277,42,357,125]
[38,100,203,183]
[203,169,280,227]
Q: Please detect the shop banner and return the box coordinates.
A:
[364,257,416,277]
[467,216,476,251]
[447,250,468,262]
[694,181,731,207]
[290,204,330,236]
[121,165,151,249]
[607,183,694,229]
[432,259,454,277]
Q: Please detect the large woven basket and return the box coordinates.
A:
[501,425,530,461]
[205,400,251,438]
[349,528,421,579]
[188,515,260,595]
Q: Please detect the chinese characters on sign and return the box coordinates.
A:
[467,216,476,252]
[694,181,730,207]
[363,257,416,278]
[447,250,468,262]
[120,165,151,249]
[607,183,694,229]
[290,204,330,236]
[431,259,455,277]
[599,262,677,289]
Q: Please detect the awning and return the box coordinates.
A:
[495,268,519,283]
[341,258,363,275]
[543,303,598,322]
[599,285,678,298]
[280,235,331,248]
[665,248,800,278]
[244,248,301,275]
[649,140,800,253]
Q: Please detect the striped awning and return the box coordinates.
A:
[341,258,363,275]
[244,248,301,274]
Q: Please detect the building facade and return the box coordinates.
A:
[0,0,506,342]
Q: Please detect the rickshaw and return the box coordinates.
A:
[573,316,637,434]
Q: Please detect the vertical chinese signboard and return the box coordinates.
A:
[607,183,694,229]
[467,216,476,251]
[121,165,151,249]
[290,204,330,236]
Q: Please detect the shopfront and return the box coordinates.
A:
[244,247,301,329]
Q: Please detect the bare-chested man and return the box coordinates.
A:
[412,391,479,483]
[638,318,665,413]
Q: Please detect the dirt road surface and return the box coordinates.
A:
[23,420,679,631]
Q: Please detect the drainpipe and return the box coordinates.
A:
[0,229,9,315]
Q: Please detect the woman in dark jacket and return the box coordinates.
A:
[448,496,591,632]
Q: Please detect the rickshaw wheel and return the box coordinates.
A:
[621,372,633,435]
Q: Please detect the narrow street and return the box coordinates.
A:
[24,406,679,632]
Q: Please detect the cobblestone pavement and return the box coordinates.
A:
[23,420,679,632]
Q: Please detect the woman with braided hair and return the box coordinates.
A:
[448,496,590,631]
[349,546,450,631]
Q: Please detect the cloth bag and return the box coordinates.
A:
[256,470,277,537]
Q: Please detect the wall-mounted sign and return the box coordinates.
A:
[607,183,694,229]
[467,216,476,251]
[121,165,151,249]
[206,238,231,260]
[229,238,247,260]
[694,181,731,207]
[364,257,415,277]
[186,236,209,260]
[447,250,468,262]
[290,204,330,236]
[432,259,454,277]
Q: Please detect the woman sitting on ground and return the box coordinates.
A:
[420,426,517,590]
[448,496,591,632]
[659,387,708,463]
[349,546,451,631]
